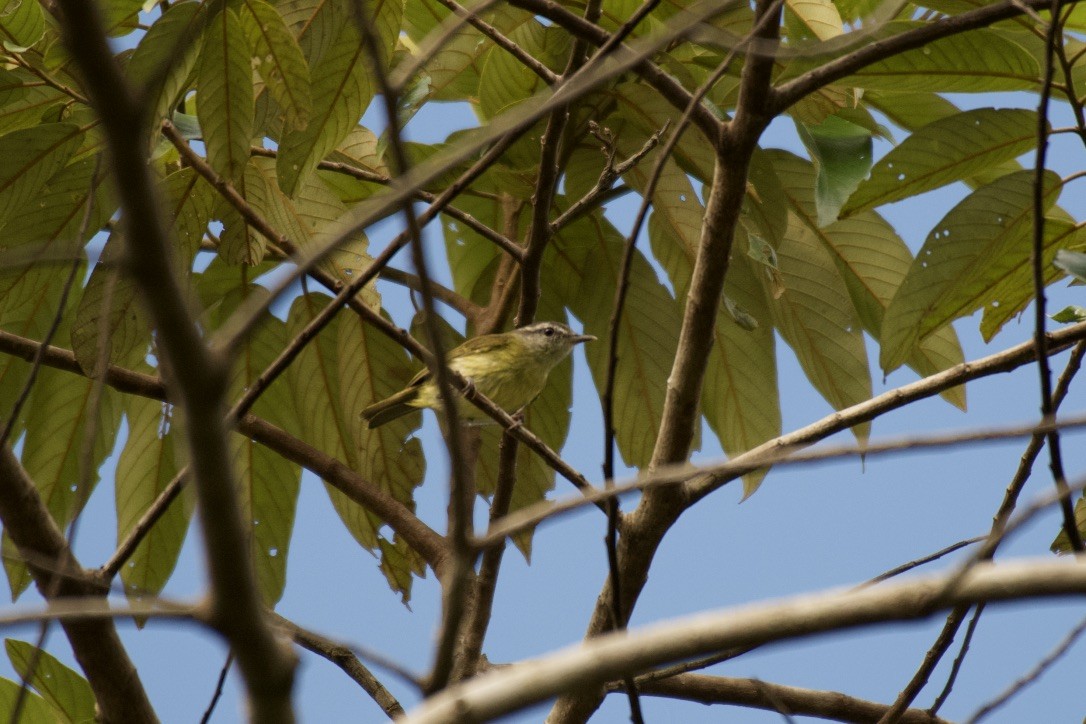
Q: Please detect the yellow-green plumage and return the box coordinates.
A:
[361,322,595,429]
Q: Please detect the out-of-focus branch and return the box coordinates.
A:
[402,559,1086,724]
[53,1,296,720]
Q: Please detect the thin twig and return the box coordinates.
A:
[199,653,233,724]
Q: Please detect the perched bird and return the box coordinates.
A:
[361,321,596,429]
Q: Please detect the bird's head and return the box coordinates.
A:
[512,322,596,364]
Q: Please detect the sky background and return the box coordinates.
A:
[2,36,1086,724]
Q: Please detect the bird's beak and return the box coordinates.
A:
[572,334,597,344]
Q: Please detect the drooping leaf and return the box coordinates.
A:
[198,7,254,181]
[240,0,311,131]
[5,367,123,598]
[844,108,1042,215]
[796,114,872,226]
[5,640,94,723]
[277,0,402,196]
[769,214,872,441]
[207,287,301,605]
[769,149,966,408]
[548,211,682,468]
[881,170,1061,372]
[71,168,214,376]
[116,391,191,601]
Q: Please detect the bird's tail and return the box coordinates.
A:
[361,388,419,429]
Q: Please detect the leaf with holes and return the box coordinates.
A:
[881,170,1061,372]
[844,108,1041,216]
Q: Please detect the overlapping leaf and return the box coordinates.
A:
[844,108,1042,215]
[127,2,206,126]
[240,0,311,131]
[0,0,44,52]
[881,170,1061,372]
[0,123,83,229]
[770,150,965,407]
[796,114,873,226]
[0,677,54,723]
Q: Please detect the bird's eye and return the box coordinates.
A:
[543,326,555,337]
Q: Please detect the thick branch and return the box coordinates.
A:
[402,559,1086,724]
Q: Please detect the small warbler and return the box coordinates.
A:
[361,321,596,428]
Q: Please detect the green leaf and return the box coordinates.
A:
[769,149,965,408]
[208,287,301,605]
[5,640,94,723]
[770,214,872,441]
[127,2,206,127]
[978,219,1086,341]
[71,168,214,376]
[0,71,64,136]
[478,20,567,120]
[796,114,872,226]
[549,212,682,469]
[443,193,505,307]
[0,156,115,250]
[198,8,254,181]
[1052,305,1086,324]
[240,0,311,131]
[0,124,83,229]
[0,677,55,724]
[881,170,1061,372]
[847,26,1038,92]
[0,0,44,52]
[1052,496,1086,554]
[844,108,1042,215]
[474,296,571,557]
[285,294,381,549]
[276,21,368,196]
[117,391,191,600]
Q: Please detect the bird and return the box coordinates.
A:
[361,321,596,429]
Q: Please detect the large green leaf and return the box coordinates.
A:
[198,7,254,182]
[5,640,94,724]
[473,296,571,557]
[0,156,115,250]
[207,287,301,605]
[844,108,1042,215]
[769,150,965,407]
[286,296,391,567]
[277,0,401,195]
[846,26,1038,92]
[770,214,872,440]
[477,20,567,120]
[116,391,191,601]
[240,0,311,131]
[0,124,83,229]
[881,170,1061,372]
[548,212,681,469]
[785,0,843,41]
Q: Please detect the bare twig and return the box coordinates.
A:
[199,653,233,724]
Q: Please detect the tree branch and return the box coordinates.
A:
[402,559,1086,724]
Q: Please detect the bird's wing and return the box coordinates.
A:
[404,333,508,387]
